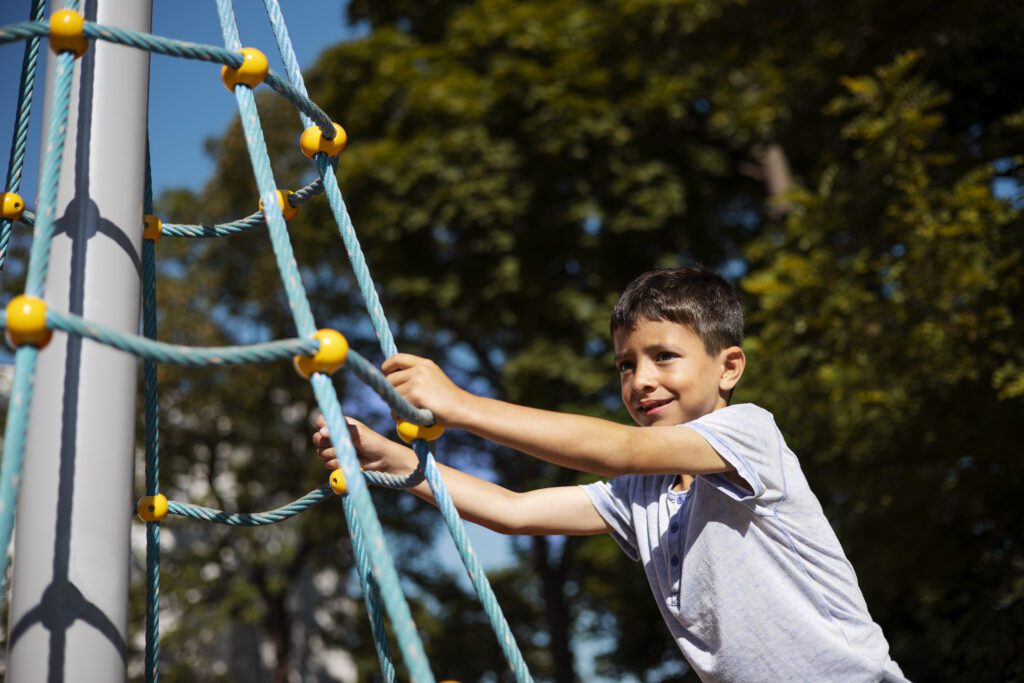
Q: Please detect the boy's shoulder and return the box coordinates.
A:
[686,402,777,432]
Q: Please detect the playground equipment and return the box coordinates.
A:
[0,2,533,681]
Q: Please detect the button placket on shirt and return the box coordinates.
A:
[666,490,688,609]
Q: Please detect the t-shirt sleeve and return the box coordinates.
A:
[682,403,786,507]
[581,478,640,561]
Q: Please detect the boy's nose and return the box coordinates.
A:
[632,363,658,393]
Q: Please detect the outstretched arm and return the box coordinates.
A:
[382,354,733,478]
[314,416,611,536]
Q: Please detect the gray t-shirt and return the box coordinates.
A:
[583,403,907,682]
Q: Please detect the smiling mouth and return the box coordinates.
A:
[638,399,672,414]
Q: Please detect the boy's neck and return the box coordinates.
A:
[671,474,695,493]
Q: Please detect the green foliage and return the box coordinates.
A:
[742,51,1023,680]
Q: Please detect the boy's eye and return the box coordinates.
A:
[655,351,678,362]
[617,361,634,373]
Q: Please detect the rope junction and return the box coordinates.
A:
[0,3,534,681]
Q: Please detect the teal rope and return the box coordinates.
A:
[162,179,323,238]
[344,496,397,682]
[43,309,319,365]
[158,471,436,528]
[24,52,74,297]
[85,21,335,134]
[213,1,434,680]
[345,350,434,425]
[258,0,396,356]
[0,45,77,611]
[12,179,325,238]
[0,0,46,277]
[414,440,532,681]
[168,485,333,525]
[143,141,161,683]
[0,21,335,137]
[0,21,47,46]
[0,346,39,615]
[258,3,532,678]
[257,5,412,676]
[13,208,34,226]
[311,373,435,681]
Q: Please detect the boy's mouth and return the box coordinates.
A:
[638,399,672,415]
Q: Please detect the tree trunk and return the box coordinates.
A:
[267,590,294,683]
[741,143,794,219]
[532,535,576,683]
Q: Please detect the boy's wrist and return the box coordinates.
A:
[445,390,483,431]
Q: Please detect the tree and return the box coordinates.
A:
[742,51,1023,679]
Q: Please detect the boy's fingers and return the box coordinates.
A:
[381,353,424,376]
[315,413,326,429]
[313,431,333,448]
[384,367,414,390]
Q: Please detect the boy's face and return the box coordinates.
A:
[613,318,733,427]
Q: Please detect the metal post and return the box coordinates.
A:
[6,1,152,680]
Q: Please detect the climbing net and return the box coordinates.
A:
[0,2,532,681]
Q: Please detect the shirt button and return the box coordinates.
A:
[670,523,679,533]
[670,556,680,567]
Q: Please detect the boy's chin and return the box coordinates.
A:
[634,411,683,427]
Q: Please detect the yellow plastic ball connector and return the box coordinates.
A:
[1,192,25,221]
[49,9,89,58]
[137,494,169,523]
[396,420,445,444]
[259,189,299,221]
[293,329,349,379]
[143,214,162,242]
[5,295,52,349]
[299,123,347,159]
[221,47,269,91]
[329,469,348,495]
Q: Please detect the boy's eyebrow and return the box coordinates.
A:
[614,343,675,362]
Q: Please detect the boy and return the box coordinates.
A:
[313,267,907,681]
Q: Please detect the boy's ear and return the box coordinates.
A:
[719,346,746,392]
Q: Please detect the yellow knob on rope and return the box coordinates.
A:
[49,9,89,58]
[293,329,349,379]
[1,192,25,221]
[329,469,348,495]
[137,494,169,522]
[5,295,52,348]
[143,214,162,242]
[396,420,445,444]
[221,47,269,91]
[299,123,347,159]
[259,189,299,221]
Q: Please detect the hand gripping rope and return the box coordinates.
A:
[0,2,533,681]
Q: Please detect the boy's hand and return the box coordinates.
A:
[381,353,472,426]
[313,414,410,474]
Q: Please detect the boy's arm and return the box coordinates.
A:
[314,416,611,536]
[383,354,732,479]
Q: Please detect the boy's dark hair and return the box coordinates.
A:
[610,266,744,354]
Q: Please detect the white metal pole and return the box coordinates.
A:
[6,0,152,680]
